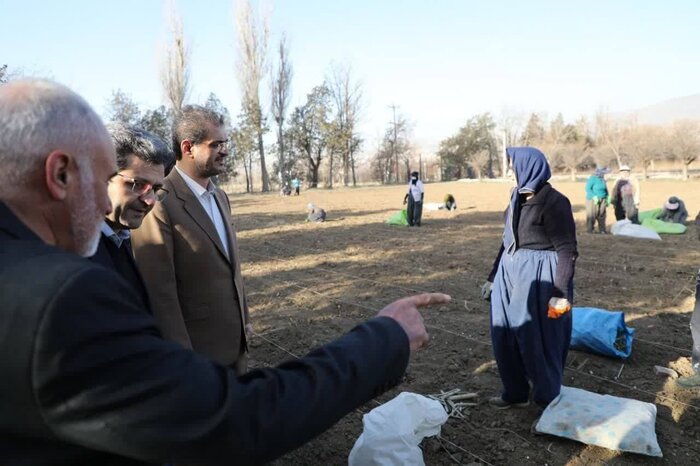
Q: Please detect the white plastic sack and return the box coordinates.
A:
[534,386,662,457]
[348,392,448,466]
[424,202,444,211]
[611,219,661,240]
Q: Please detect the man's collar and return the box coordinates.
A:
[101,220,131,248]
[175,166,216,197]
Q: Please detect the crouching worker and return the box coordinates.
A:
[659,196,688,224]
[444,193,457,211]
[307,203,326,222]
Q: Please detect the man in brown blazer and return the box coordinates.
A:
[131,105,250,373]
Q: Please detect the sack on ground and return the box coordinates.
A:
[348,392,448,466]
[611,219,661,240]
[534,386,662,457]
[571,307,635,359]
[386,209,409,226]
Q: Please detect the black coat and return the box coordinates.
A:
[0,202,409,465]
[91,232,151,313]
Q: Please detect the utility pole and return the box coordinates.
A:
[388,104,399,183]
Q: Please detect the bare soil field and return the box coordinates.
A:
[229,179,700,465]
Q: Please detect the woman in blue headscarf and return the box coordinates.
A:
[481,147,578,410]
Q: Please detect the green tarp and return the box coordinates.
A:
[637,208,662,223]
[385,209,408,226]
[638,208,686,234]
[641,217,687,234]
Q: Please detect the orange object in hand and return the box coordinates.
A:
[547,298,571,319]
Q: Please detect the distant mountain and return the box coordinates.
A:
[626,94,700,125]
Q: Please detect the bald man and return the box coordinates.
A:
[0,79,450,465]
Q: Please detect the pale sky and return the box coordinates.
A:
[2,0,699,155]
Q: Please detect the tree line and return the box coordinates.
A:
[434,111,700,182]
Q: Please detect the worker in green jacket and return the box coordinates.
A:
[585,167,610,234]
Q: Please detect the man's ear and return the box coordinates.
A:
[181,140,193,158]
[45,151,73,200]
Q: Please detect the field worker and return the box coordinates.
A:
[585,167,610,234]
[403,171,424,226]
[0,78,452,465]
[291,176,301,195]
[444,193,457,211]
[658,196,688,224]
[481,147,577,410]
[611,165,640,222]
[307,203,327,222]
[90,124,173,311]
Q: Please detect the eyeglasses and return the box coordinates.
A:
[115,174,169,201]
[207,139,230,152]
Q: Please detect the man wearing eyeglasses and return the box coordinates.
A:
[90,124,173,310]
[132,105,251,373]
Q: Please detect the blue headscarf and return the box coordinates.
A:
[594,167,609,178]
[503,147,551,254]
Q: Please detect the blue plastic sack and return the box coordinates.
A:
[571,307,635,359]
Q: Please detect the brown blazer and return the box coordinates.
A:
[131,168,249,368]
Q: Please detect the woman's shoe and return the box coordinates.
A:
[488,396,530,410]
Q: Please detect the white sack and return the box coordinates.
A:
[611,219,661,240]
[348,392,448,466]
[534,386,662,457]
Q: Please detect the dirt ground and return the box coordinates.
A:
[228,178,700,465]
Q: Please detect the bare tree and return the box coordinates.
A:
[595,111,635,169]
[626,124,667,179]
[558,141,589,180]
[288,84,332,188]
[498,111,524,177]
[160,1,190,114]
[328,63,362,186]
[232,110,257,193]
[235,0,270,192]
[270,35,293,186]
[468,149,491,180]
[669,120,700,180]
[106,89,141,126]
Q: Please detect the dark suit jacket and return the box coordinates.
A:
[91,232,150,312]
[0,201,409,465]
[131,169,249,367]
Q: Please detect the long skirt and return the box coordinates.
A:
[490,248,573,406]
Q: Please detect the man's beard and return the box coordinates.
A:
[70,165,102,257]
[199,156,226,179]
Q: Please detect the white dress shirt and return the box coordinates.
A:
[175,166,230,258]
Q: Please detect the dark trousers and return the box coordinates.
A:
[614,196,638,223]
[621,196,638,223]
[407,198,423,226]
[491,249,572,406]
[585,199,607,233]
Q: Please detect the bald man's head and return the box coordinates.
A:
[0,79,116,256]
